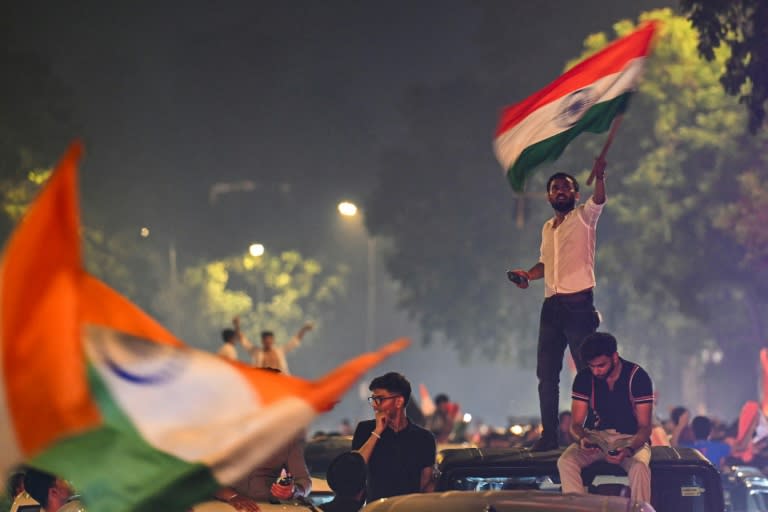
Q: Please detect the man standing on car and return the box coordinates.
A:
[508,158,606,452]
[352,372,436,501]
[557,332,653,503]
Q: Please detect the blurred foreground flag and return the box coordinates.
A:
[0,142,409,511]
[493,21,658,192]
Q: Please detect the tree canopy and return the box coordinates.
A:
[366,8,768,412]
[681,0,768,133]
[151,249,348,351]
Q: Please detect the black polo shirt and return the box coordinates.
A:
[352,419,436,501]
[572,357,654,435]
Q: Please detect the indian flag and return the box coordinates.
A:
[494,21,658,192]
[0,142,409,511]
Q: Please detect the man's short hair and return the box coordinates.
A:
[434,394,450,406]
[671,406,689,425]
[369,372,412,406]
[326,451,366,497]
[221,328,236,343]
[691,415,712,440]
[546,172,579,192]
[579,332,618,362]
[24,467,56,508]
[261,331,274,339]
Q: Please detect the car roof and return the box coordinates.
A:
[435,445,724,512]
[437,445,714,472]
[361,490,654,512]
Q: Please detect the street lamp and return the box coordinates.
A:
[337,201,376,355]
[249,243,265,257]
[337,201,358,217]
[139,225,181,334]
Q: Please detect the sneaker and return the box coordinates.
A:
[529,437,559,452]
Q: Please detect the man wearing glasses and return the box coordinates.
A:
[352,372,436,501]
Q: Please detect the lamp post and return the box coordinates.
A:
[337,201,376,355]
[249,243,265,257]
[140,226,182,334]
[248,242,266,304]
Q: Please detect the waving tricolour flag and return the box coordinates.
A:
[0,142,409,511]
[494,21,658,192]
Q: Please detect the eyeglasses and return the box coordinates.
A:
[367,395,400,405]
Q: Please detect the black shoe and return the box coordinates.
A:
[529,438,559,452]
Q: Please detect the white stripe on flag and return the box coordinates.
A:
[0,275,23,478]
[85,326,315,485]
[494,58,646,170]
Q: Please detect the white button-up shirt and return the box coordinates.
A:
[539,197,604,298]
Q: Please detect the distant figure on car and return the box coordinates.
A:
[426,394,461,443]
[234,316,314,375]
[557,332,653,503]
[217,326,239,361]
[352,372,436,501]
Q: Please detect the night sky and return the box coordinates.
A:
[8,1,675,428]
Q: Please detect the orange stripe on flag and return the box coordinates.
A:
[494,21,658,137]
[80,275,186,348]
[1,142,101,454]
[225,338,411,408]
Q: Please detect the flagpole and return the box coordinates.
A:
[587,114,623,186]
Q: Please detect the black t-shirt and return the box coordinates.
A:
[572,358,654,434]
[352,419,436,501]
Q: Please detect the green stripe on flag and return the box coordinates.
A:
[507,92,632,192]
[30,365,220,512]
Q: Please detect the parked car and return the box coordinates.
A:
[362,489,654,512]
[722,465,768,512]
[304,434,353,478]
[432,445,724,512]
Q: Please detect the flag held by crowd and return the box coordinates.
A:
[493,21,658,192]
[0,142,410,511]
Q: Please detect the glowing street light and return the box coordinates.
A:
[337,201,358,217]
[249,243,265,257]
[140,226,150,238]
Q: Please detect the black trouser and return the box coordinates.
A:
[536,289,599,443]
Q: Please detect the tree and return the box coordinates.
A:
[154,249,348,351]
[367,79,545,362]
[367,7,768,412]
[681,0,768,133]
[550,9,768,409]
[0,20,79,241]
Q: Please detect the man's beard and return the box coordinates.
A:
[551,197,576,213]
[594,360,616,380]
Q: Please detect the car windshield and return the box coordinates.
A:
[453,475,560,492]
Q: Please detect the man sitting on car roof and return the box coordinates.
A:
[557,332,654,503]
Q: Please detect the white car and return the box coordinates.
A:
[361,489,655,512]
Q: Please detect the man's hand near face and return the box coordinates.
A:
[375,410,389,435]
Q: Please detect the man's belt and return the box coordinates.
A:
[552,288,593,302]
